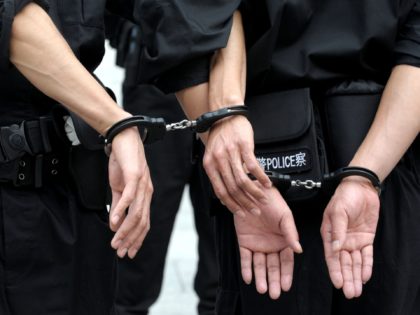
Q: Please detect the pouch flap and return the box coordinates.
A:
[246,89,312,144]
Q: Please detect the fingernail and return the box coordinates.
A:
[265,182,272,189]
[282,276,292,290]
[118,248,128,258]
[129,249,138,259]
[332,240,341,251]
[112,215,120,225]
[250,208,261,216]
[236,210,246,218]
[112,239,122,249]
[295,241,303,254]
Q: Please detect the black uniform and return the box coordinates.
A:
[0,1,134,314]
[104,20,219,315]
[134,1,420,314]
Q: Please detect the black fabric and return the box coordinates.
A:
[319,81,383,170]
[0,154,117,315]
[240,0,420,95]
[115,83,218,315]
[395,0,420,67]
[134,0,241,91]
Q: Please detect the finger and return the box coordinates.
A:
[279,212,303,254]
[341,251,355,299]
[127,183,152,259]
[126,211,150,259]
[240,247,253,284]
[204,161,246,217]
[361,246,374,284]
[112,197,144,256]
[229,149,267,205]
[329,209,348,252]
[241,149,272,189]
[267,253,281,299]
[109,191,126,232]
[280,248,294,292]
[109,179,137,231]
[351,251,363,297]
[253,253,267,294]
[321,217,343,289]
[217,156,259,214]
[111,176,149,252]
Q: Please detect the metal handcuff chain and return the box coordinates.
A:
[103,105,248,156]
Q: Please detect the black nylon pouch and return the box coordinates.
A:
[246,88,327,202]
[68,146,108,211]
[320,80,383,170]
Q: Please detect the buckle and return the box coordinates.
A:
[0,122,33,162]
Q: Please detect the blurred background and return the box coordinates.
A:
[95,42,199,315]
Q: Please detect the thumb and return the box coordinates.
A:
[279,212,303,254]
[329,209,348,252]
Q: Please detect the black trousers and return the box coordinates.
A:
[213,139,420,315]
[0,158,117,315]
[115,84,218,315]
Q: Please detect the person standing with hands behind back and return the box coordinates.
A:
[0,1,153,314]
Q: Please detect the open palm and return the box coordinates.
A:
[321,178,380,299]
[233,187,302,299]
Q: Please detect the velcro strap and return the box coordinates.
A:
[24,118,53,155]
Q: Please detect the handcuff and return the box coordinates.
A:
[103,105,248,156]
[103,105,381,195]
[257,167,382,196]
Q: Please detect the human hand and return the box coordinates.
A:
[234,186,302,299]
[107,127,153,259]
[203,115,272,217]
[320,177,380,298]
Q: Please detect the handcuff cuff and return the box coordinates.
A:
[103,105,381,195]
[102,105,248,156]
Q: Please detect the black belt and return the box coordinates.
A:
[0,117,66,188]
[0,117,60,163]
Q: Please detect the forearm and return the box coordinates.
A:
[350,65,420,181]
[175,11,246,114]
[209,10,246,110]
[10,3,128,135]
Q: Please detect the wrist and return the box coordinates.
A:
[99,110,132,136]
[209,94,245,111]
[340,175,378,194]
[324,166,382,196]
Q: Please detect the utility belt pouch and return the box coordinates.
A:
[320,80,383,170]
[247,88,327,202]
[69,145,108,211]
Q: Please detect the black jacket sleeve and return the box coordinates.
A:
[106,0,136,22]
[133,0,241,93]
[0,0,49,69]
[395,0,420,67]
